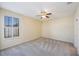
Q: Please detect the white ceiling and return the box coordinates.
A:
[0,2,79,19]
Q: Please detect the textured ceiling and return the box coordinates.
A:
[0,2,79,19]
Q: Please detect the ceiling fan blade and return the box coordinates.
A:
[46,16,49,18]
[47,13,52,15]
[41,17,42,19]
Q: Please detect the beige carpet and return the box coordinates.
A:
[0,37,77,56]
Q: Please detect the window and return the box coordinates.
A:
[4,16,19,38]
[4,16,12,38]
[13,17,19,37]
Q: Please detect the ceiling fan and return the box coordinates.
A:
[37,10,52,19]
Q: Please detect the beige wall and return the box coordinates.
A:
[42,17,74,43]
[74,6,79,55]
[0,8,41,50]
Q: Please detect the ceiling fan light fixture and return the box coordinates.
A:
[42,16,46,19]
[37,9,52,19]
